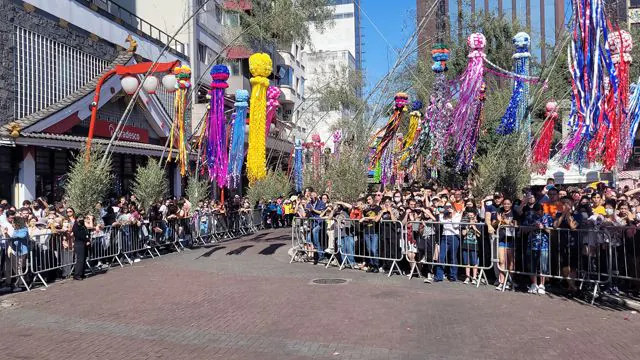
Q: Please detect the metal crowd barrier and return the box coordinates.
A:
[338,219,404,276]
[1,236,31,291]
[85,226,123,270]
[252,209,264,231]
[30,231,78,288]
[496,225,612,303]
[406,221,492,287]
[601,225,639,288]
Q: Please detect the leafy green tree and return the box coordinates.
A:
[64,149,113,217]
[132,158,168,212]
[227,0,334,48]
[247,170,292,204]
[185,175,211,205]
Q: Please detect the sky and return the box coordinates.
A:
[359,1,416,96]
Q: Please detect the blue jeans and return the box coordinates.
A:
[306,224,324,258]
[528,248,550,275]
[435,235,460,281]
[340,235,356,265]
[462,249,479,266]
[364,232,379,267]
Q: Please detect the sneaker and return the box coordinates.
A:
[495,284,504,291]
[133,258,141,263]
[463,277,471,285]
[427,273,434,282]
[325,248,334,254]
[423,277,432,283]
[372,267,380,273]
[537,285,546,295]
[471,278,478,285]
[528,284,538,294]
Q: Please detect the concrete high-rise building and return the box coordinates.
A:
[302,0,363,148]
[417,0,574,62]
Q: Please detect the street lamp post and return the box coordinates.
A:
[85,59,182,157]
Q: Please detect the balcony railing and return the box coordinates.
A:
[77,0,187,56]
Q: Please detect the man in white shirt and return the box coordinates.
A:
[434,204,462,282]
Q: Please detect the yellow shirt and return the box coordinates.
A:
[592,205,606,216]
[284,204,294,215]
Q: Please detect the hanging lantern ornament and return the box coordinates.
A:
[246,53,272,184]
[142,75,159,94]
[121,75,139,95]
[162,73,177,93]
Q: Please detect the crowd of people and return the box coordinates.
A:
[0,194,259,291]
[291,180,640,296]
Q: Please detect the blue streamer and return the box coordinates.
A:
[497,32,530,135]
[294,139,303,193]
[227,89,249,189]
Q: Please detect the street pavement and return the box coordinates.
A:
[1,228,639,360]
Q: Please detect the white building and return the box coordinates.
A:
[302,0,362,148]
[275,43,307,140]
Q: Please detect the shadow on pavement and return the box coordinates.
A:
[196,246,227,259]
[226,245,253,256]
[258,243,286,256]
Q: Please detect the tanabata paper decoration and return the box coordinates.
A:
[207,64,230,186]
[558,0,617,168]
[498,32,531,135]
[420,44,453,168]
[294,139,304,193]
[228,89,249,189]
[532,101,559,174]
[370,92,409,167]
[265,86,281,138]
[606,30,633,170]
[247,53,272,183]
[332,130,343,160]
[452,33,487,170]
[167,65,192,176]
[304,134,324,180]
[399,101,423,166]
[625,82,640,164]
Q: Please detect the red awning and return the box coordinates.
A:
[223,0,252,11]
[225,46,252,59]
[115,60,181,76]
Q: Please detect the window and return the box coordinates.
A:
[223,11,240,26]
[332,12,354,20]
[214,4,222,23]
[299,78,305,97]
[295,77,300,93]
[198,42,208,63]
[277,65,293,86]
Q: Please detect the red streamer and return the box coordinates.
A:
[532,102,558,174]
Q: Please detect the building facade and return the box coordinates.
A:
[302,0,363,148]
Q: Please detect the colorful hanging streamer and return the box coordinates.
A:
[227,89,249,189]
[304,134,324,180]
[625,82,640,166]
[606,30,633,170]
[332,130,342,160]
[369,92,409,167]
[247,53,272,183]
[532,101,559,174]
[294,139,304,193]
[399,101,423,166]
[167,65,191,176]
[206,64,230,186]
[497,32,531,135]
[451,33,487,170]
[557,0,617,168]
[265,86,281,138]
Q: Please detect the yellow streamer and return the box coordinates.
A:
[246,53,272,184]
[399,110,421,164]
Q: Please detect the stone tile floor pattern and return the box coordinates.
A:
[1,228,639,359]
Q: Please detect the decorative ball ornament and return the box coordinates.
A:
[174,65,192,90]
[546,101,559,113]
[431,43,450,72]
[246,53,273,183]
[394,92,410,111]
[121,75,139,95]
[142,76,159,94]
[162,74,177,93]
[608,30,633,63]
[467,33,487,59]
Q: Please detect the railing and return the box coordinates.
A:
[290,217,640,304]
[1,213,263,293]
[80,0,187,55]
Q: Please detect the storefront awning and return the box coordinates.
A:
[14,133,173,158]
[225,46,252,59]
